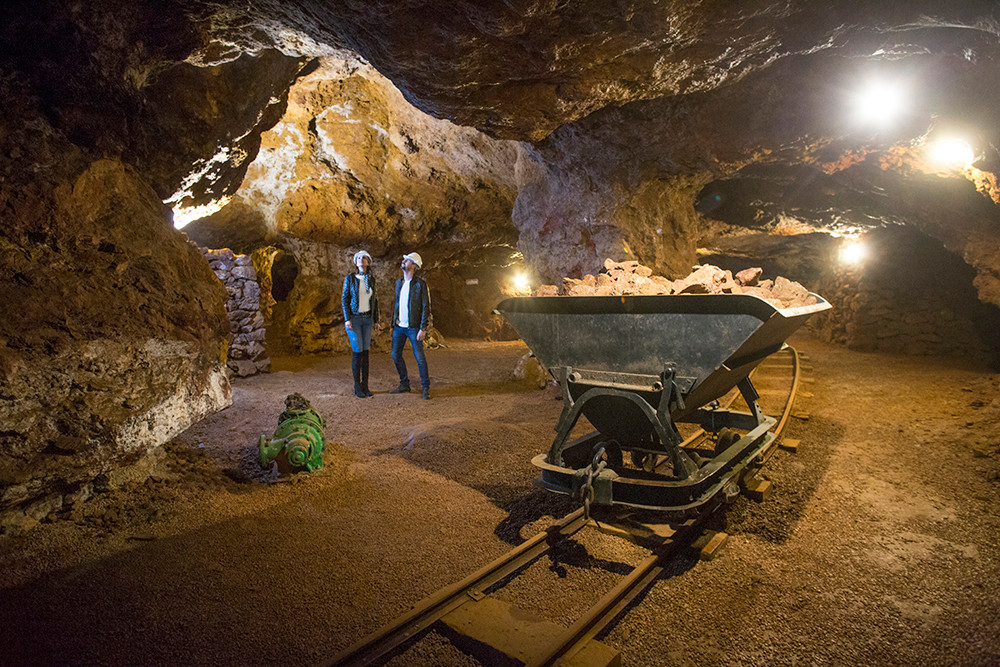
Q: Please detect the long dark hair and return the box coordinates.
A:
[355,259,376,291]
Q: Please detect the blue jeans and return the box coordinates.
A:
[346,314,373,352]
[391,326,429,389]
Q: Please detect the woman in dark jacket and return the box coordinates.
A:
[342,250,379,398]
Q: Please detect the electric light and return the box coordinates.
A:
[850,80,906,127]
[839,240,867,265]
[512,272,531,293]
[928,138,974,168]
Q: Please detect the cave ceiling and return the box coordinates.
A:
[3,0,1000,293]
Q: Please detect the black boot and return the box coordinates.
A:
[361,350,373,397]
[351,353,365,398]
[389,380,410,394]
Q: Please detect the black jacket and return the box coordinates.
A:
[392,275,431,330]
[342,272,379,324]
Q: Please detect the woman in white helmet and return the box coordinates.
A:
[342,250,379,398]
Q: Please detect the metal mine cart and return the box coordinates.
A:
[497,293,831,518]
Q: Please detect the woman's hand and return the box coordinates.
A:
[417,329,425,342]
[345,320,353,332]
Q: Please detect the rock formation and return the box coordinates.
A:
[0,155,232,521]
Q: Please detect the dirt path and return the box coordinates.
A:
[1,333,998,665]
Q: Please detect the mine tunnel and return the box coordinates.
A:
[2,2,1000,665]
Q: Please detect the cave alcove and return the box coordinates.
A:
[815,227,1000,366]
[270,251,299,303]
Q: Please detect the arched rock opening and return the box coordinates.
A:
[271,252,299,303]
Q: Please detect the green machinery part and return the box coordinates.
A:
[259,394,326,474]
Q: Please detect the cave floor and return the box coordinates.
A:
[1,332,999,666]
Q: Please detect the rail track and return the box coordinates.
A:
[326,346,807,667]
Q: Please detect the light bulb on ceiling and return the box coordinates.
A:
[850,79,907,128]
[928,138,975,168]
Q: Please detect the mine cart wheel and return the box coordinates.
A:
[714,428,741,457]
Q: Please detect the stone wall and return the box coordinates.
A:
[812,230,1000,366]
[817,270,993,358]
[201,248,271,376]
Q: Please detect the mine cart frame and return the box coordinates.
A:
[497,293,830,517]
[535,366,775,515]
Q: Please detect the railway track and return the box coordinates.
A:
[326,346,807,667]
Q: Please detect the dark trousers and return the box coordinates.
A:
[390,326,429,389]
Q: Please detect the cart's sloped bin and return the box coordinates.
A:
[497,293,829,423]
[496,293,830,515]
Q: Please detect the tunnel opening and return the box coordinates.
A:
[271,252,299,303]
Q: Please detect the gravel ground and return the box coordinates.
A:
[1,332,998,666]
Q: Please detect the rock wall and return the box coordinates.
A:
[0,154,233,522]
[0,2,309,527]
[813,229,1000,366]
[201,248,271,377]
[183,55,528,350]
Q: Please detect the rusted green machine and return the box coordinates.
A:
[497,293,830,517]
[259,393,326,474]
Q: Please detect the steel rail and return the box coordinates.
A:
[325,346,803,667]
[531,345,803,666]
[525,513,714,667]
[325,508,588,666]
[770,345,801,449]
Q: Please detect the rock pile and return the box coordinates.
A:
[534,259,818,309]
[514,353,549,389]
[202,248,271,377]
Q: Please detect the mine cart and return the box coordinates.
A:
[497,293,831,517]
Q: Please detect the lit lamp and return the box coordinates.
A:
[511,272,531,296]
[850,79,907,128]
[839,240,867,265]
[927,138,975,169]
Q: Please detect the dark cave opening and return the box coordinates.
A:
[270,252,298,302]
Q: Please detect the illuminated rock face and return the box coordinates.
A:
[185,57,524,353]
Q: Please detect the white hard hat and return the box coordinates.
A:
[403,252,423,268]
[353,250,372,264]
